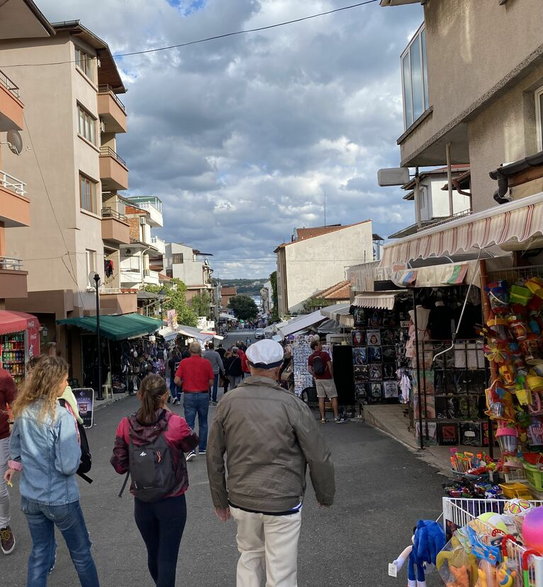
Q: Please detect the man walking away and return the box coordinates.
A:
[207,340,335,587]
[175,342,214,461]
[168,348,182,404]
[203,342,224,405]
[0,367,16,554]
[308,339,345,423]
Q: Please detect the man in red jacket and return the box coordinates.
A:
[174,342,214,461]
[0,367,16,554]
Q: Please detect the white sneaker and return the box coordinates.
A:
[186,451,196,462]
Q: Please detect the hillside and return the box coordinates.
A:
[221,278,267,297]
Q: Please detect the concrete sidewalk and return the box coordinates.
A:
[364,403,481,476]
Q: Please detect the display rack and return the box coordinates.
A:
[0,331,26,384]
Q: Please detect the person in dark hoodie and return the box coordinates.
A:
[111,374,198,587]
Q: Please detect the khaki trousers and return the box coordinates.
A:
[230,505,302,587]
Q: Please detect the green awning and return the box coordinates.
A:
[57,313,163,341]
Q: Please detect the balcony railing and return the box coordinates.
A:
[0,69,20,99]
[99,146,127,168]
[98,85,126,113]
[0,256,23,270]
[101,207,128,222]
[0,171,26,197]
[425,208,473,229]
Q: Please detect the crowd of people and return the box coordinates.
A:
[0,338,336,587]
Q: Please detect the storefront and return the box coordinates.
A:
[0,310,40,385]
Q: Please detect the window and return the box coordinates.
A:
[86,249,97,286]
[74,46,94,80]
[536,87,543,150]
[77,104,96,145]
[79,173,97,213]
[172,253,184,264]
[401,24,429,129]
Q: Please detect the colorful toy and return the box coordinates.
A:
[496,426,519,455]
[476,512,509,536]
[522,549,541,587]
[496,535,517,586]
[503,498,534,534]
[522,507,543,551]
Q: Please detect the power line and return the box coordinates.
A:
[0,1,379,68]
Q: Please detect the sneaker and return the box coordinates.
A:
[335,417,348,424]
[320,419,327,424]
[0,526,15,555]
[186,451,196,462]
[199,450,206,456]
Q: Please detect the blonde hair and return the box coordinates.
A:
[13,356,68,423]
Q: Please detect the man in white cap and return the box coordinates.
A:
[206,339,335,587]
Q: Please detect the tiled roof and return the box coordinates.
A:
[221,287,237,296]
[275,220,371,251]
[313,280,351,300]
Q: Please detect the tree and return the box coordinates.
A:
[141,279,198,327]
[228,294,258,321]
[269,271,279,322]
[190,291,212,318]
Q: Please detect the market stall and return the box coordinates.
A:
[0,310,40,385]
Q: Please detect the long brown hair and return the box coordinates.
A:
[137,374,168,425]
[13,356,68,423]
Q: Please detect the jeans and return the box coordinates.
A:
[134,494,187,587]
[21,497,99,587]
[0,436,10,528]
[227,375,242,390]
[183,392,209,452]
[169,377,181,401]
[211,374,220,402]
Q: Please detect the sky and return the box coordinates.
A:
[36,0,423,280]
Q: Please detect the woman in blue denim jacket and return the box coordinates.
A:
[3,356,99,587]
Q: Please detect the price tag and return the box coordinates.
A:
[388,563,398,578]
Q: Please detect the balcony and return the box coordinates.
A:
[0,171,29,227]
[126,196,163,227]
[0,69,23,131]
[99,146,128,191]
[99,288,137,315]
[101,207,130,244]
[97,85,127,134]
[0,258,27,299]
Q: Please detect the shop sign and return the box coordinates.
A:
[73,388,95,428]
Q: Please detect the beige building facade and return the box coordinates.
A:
[275,221,374,317]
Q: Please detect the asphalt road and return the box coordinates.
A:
[3,390,446,587]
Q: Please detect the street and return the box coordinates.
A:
[3,386,446,587]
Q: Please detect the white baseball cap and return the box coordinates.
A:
[246,340,284,369]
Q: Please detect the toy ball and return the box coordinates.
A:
[476,512,509,536]
[504,498,533,517]
[522,507,543,550]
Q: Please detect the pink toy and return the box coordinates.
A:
[522,507,543,551]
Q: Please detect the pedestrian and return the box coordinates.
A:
[203,342,224,405]
[207,339,335,587]
[4,356,99,586]
[225,347,243,391]
[308,339,346,423]
[110,374,198,587]
[174,342,214,461]
[221,349,233,394]
[167,348,182,405]
[0,365,16,555]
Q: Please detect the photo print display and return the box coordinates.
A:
[352,330,365,347]
[370,382,382,400]
[366,330,381,346]
[369,364,382,381]
[353,364,369,380]
[368,346,382,362]
[352,347,367,365]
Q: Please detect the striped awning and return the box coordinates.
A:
[381,192,543,268]
[353,292,399,310]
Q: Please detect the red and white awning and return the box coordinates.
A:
[381,192,543,268]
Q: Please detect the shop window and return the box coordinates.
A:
[79,173,97,214]
[77,104,96,145]
[74,46,94,81]
[401,24,429,129]
[536,86,543,150]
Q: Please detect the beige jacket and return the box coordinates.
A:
[207,375,335,512]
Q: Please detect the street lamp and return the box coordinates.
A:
[93,273,103,401]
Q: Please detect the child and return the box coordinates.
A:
[4,356,99,586]
[110,374,198,587]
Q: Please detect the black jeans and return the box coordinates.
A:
[134,494,187,587]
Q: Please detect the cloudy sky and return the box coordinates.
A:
[37,0,422,280]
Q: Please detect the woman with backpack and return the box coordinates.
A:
[110,374,198,587]
[3,355,99,586]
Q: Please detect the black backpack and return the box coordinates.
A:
[312,355,326,377]
[122,414,177,502]
[58,399,92,484]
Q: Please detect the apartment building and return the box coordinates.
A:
[0,19,135,378]
[164,242,214,302]
[380,0,543,270]
[0,1,54,310]
[274,221,374,317]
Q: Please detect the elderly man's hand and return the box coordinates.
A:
[215,507,231,522]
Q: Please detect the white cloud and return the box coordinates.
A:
[35,0,422,279]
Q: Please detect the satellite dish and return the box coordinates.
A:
[89,272,100,287]
[6,130,23,155]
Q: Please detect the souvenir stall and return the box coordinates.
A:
[0,311,40,385]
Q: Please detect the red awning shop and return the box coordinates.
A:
[0,311,40,385]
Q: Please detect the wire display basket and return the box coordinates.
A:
[442,497,543,586]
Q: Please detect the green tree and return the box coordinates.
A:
[269,271,279,322]
[141,279,198,327]
[228,294,258,321]
[190,291,211,318]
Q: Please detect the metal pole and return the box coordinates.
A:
[94,274,103,401]
[446,142,454,216]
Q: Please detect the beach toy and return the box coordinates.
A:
[522,507,543,551]
[510,285,532,305]
[525,277,543,296]
[496,427,519,455]
[477,512,509,535]
[496,535,517,586]
[508,316,528,341]
[499,363,516,386]
[522,549,541,587]
[527,375,543,393]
